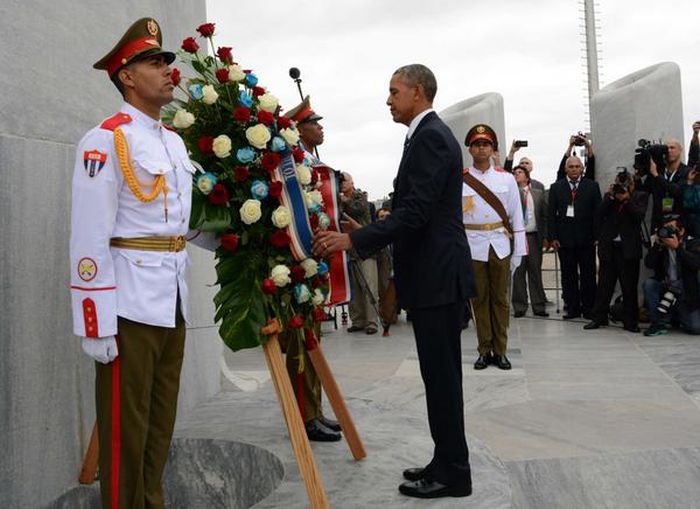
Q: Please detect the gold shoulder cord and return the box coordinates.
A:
[114,127,169,221]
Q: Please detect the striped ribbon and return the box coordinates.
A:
[315,165,352,305]
[272,151,314,261]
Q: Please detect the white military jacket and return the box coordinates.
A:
[70,102,195,337]
[462,165,527,262]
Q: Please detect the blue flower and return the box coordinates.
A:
[245,72,258,87]
[317,261,329,276]
[236,147,256,164]
[238,91,253,108]
[196,172,217,195]
[308,202,321,213]
[270,136,287,153]
[250,179,269,200]
[294,283,311,304]
[188,84,203,100]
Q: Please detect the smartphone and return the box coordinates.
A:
[514,140,528,148]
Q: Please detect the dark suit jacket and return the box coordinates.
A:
[641,163,691,229]
[547,177,602,247]
[595,190,649,260]
[350,111,476,309]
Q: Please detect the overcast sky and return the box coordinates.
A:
[206,0,700,200]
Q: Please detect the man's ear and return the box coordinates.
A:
[118,67,135,91]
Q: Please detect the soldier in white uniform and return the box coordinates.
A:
[70,18,201,508]
[462,125,526,370]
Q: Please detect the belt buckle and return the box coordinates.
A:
[173,236,186,252]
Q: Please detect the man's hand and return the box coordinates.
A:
[649,158,659,178]
[313,230,353,257]
[661,234,680,250]
[510,255,522,274]
[688,168,697,185]
[340,212,361,233]
[550,239,561,251]
[543,239,551,251]
[508,139,520,158]
[81,336,118,364]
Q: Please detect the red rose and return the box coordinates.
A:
[170,67,181,87]
[309,213,319,230]
[311,277,324,288]
[232,106,251,123]
[257,111,274,126]
[215,68,229,83]
[198,136,214,155]
[252,86,266,97]
[261,278,277,295]
[268,181,283,198]
[196,23,216,37]
[261,152,281,172]
[208,184,229,205]
[292,147,306,163]
[310,169,319,186]
[216,46,233,64]
[277,116,292,129]
[288,315,305,329]
[290,265,305,283]
[181,37,199,53]
[269,230,291,248]
[312,308,327,323]
[234,166,250,182]
[220,233,240,252]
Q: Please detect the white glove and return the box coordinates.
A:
[510,256,522,274]
[81,336,119,364]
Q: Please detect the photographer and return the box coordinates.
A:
[556,133,595,181]
[503,140,545,191]
[683,167,700,239]
[642,215,700,336]
[584,171,649,332]
[644,139,690,230]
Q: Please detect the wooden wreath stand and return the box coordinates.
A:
[79,319,366,509]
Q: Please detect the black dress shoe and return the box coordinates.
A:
[623,325,641,333]
[402,467,425,481]
[398,479,472,499]
[583,320,604,330]
[563,312,581,320]
[533,310,549,317]
[493,355,512,370]
[474,355,489,370]
[305,418,341,442]
[318,415,341,432]
[513,310,525,318]
[347,325,364,333]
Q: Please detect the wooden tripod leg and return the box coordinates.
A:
[263,334,329,509]
[307,343,367,461]
[78,422,99,484]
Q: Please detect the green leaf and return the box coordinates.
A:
[200,202,232,232]
[189,188,206,229]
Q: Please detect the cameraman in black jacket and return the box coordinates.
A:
[644,140,691,230]
[642,214,700,336]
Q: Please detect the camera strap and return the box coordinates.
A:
[463,171,513,235]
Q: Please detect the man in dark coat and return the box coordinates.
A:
[313,64,475,499]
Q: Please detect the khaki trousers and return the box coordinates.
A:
[472,247,511,356]
[349,257,379,329]
[280,323,322,422]
[96,313,186,509]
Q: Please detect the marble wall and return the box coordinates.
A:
[439,93,507,169]
[0,2,222,507]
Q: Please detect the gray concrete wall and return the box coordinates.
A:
[591,62,684,187]
[0,2,224,507]
[439,93,506,169]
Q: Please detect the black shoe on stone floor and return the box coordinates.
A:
[583,320,605,330]
[493,355,512,370]
[514,310,525,318]
[623,325,641,333]
[474,355,489,370]
[563,312,581,320]
[305,418,341,442]
[533,310,549,317]
[347,325,364,333]
[402,467,426,481]
[398,479,472,499]
[319,415,341,432]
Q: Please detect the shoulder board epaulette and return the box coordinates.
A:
[100,112,132,131]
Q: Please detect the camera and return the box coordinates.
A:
[633,139,668,175]
[572,132,588,146]
[612,168,633,196]
[657,225,678,239]
[514,140,528,148]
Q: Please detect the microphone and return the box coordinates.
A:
[289,67,301,80]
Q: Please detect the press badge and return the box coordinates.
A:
[566,205,575,217]
[662,197,674,213]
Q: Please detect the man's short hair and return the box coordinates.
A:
[393,64,437,102]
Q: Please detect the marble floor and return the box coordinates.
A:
[174,309,700,509]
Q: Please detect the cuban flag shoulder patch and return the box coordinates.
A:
[83,150,107,178]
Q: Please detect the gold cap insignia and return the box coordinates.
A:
[476,126,485,134]
[147,19,159,36]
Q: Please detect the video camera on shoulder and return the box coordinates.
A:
[633,139,668,176]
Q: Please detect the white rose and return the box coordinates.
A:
[280,127,300,146]
[271,206,291,228]
[296,164,312,185]
[173,109,195,129]
[307,190,323,206]
[257,93,279,113]
[312,288,325,306]
[228,64,246,82]
[239,199,262,225]
[245,123,272,150]
[300,258,318,278]
[212,135,232,158]
[202,84,219,105]
[270,265,291,287]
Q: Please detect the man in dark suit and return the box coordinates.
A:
[313,64,475,499]
[548,156,602,319]
[584,172,649,332]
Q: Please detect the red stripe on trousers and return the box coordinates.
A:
[111,337,122,509]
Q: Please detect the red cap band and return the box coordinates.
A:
[106,36,160,76]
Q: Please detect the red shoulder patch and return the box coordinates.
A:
[100,112,133,131]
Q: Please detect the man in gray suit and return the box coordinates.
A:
[512,165,549,317]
